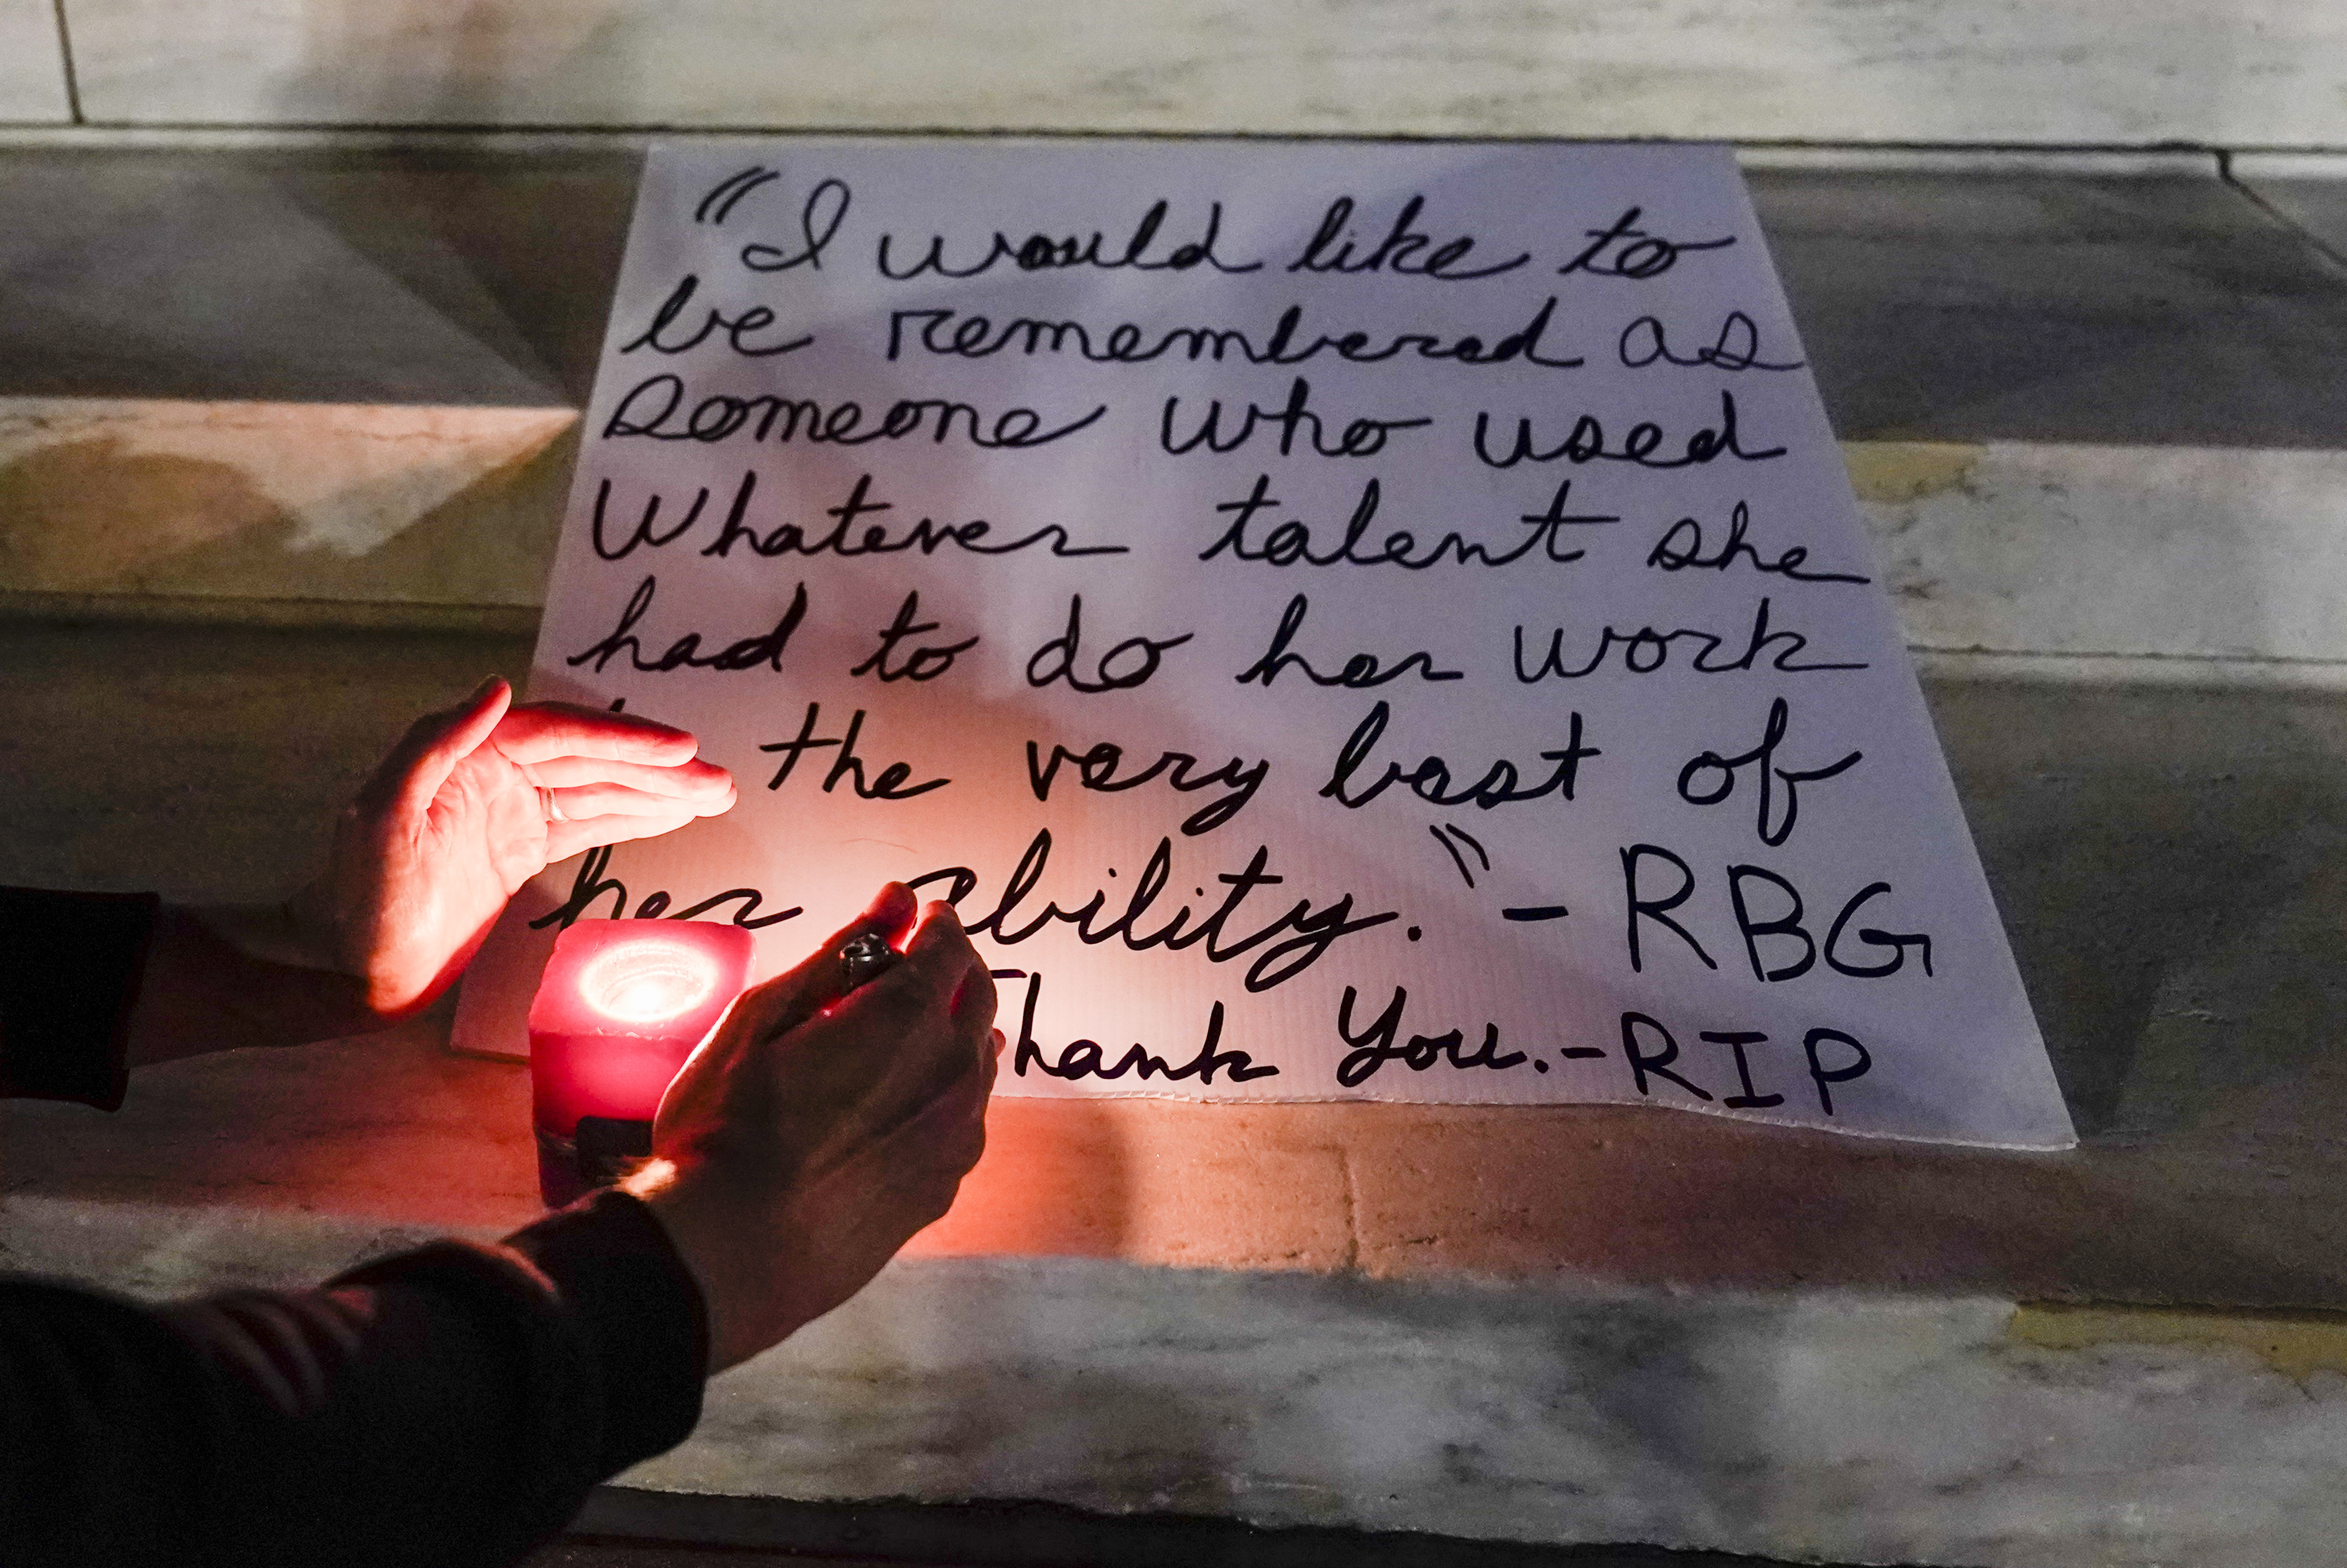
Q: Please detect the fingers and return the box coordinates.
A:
[540,778,738,821]
[817,902,995,1120]
[540,808,704,863]
[491,702,702,768]
[834,902,979,1037]
[359,676,514,824]
[517,754,735,801]
[716,884,923,1051]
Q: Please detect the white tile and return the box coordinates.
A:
[0,0,69,122]
[61,0,2347,145]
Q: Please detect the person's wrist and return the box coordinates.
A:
[626,1157,777,1372]
[280,876,355,974]
[185,894,339,976]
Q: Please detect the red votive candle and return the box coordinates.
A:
[527,919,755,1207]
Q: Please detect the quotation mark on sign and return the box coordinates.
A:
[1429,822,1489,886]
[695,166,779,225]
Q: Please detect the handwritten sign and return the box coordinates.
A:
[452,139,2073,1149]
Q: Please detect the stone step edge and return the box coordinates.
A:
[9,590,2346,693]
[2010,1299,2347,1382]
[0,588,541,637]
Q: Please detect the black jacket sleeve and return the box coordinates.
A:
[0,1189,709,1568]
[0,886,158,1111]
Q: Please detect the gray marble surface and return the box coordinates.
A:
[49,0,2347,146]
[0,0,65,123]
[0,1,64,125]
[2236,154,2347,270]
[9,1193,2347,1568]
[0,145,590,405]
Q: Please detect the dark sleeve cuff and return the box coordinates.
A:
[0,886,159,1111]
[502,1188,710,1476]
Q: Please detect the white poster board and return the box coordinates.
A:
[454,138,2074,1149]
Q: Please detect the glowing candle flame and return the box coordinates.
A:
[578,940,720,1025]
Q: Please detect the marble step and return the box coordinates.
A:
[17,0,2347,147]
[7,615,2347,1567]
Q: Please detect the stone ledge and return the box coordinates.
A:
[7,1188,2344,1568]
[5,562,2347,1568]
[7,138,2347,677]
[41,0,2347,146]
[0,398,574,606]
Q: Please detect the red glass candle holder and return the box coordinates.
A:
[527,919,754,1207]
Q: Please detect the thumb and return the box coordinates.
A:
[717,883,919,1045]
[359,677,513,828]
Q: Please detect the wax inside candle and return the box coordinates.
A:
[526,920,756,1203]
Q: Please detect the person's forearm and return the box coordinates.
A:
[0,1192,706,1568]
[122,902,399,1069]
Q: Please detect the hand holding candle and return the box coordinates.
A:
[624,885,1002,1372]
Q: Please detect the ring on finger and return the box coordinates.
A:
[537,785,568,823]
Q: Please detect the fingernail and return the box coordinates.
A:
[861,881,915,922]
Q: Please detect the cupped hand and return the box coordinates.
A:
[628,885,1002,1371]
[288,676,736,1015]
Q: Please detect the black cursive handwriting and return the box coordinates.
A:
[1677,697,1863,846]
[1010,972,1277,1084]
[1026,596,1194,694]
[1025,738,1268,835]
[565,575,808,676]
[1289,194,1529,281]
[878,199,1261,279]
[1513,598,1868,680]
[1619,310,1800,371]
[1161,376,1432,458]
[886,295,1583,371]
[1201,477,1615,570]
[620,273,811,359]
[759,702,950,799]
[1556,207,1736,279]
[592,471,1126,562]
[531,843,802,932]
[911,831,1398,993]
[1336,985,1528,1088]
[1321,701,1599,810]
[603,373,1105,451]
[1234,594,1463,688]
[1472,390,1786,470]
[1647,500,1868,583]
